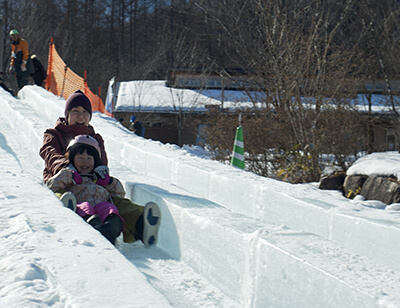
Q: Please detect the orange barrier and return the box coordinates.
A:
[45,38,112,117]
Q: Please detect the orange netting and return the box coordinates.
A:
[45,38,112,117]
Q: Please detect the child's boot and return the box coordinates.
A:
[84,214,102,230]
[141,202,161,248]
[99,214,123,245]
[60,192,77,212]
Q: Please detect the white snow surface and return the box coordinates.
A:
[347,151,400,179]
[1,85,400,307]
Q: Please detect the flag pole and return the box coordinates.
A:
[231,113,245,169]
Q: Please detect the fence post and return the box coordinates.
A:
[98,86,101,107]
[83,70,88,95]
[0,15,4,73]
[60,65,68,99]
[45,37,54,90]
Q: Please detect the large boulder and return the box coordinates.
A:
[319,172,346,191]
[361,175,400,205]
[343,175,368,199]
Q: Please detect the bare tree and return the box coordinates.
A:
[356,0,400,152]
[197,0,369,182]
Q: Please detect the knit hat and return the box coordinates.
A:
[64,90,92,120]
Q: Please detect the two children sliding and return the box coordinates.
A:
[40,90,160,246]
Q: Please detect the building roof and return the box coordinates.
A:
[110,80,400,114]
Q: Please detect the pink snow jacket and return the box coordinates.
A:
[46,169,125,206]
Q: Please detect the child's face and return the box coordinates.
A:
[73,150,95,174]
[68,106,90,126]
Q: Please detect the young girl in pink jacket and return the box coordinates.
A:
[47,135,124,244]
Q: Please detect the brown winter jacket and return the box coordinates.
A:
[47,169,125,205]
[39,117,108,183]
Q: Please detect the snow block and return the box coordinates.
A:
[124,181,400,307]
[18,86,65,123]
[93,109,400,273]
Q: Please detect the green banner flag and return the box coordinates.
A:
[231,126,245,169]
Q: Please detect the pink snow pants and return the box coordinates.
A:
[76,201,124,224]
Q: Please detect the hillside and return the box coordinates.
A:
[1,85,400,307]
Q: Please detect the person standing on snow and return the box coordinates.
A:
[30,55,47,87]
[47,135,125,245]
[129,115,145,137]
[9,29,33,90]
[40,90,160,247]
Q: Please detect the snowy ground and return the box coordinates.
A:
[1,85,400,307]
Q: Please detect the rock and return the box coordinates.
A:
[361,175,400,205]
[319,172,346,191]
[343,175,368,199]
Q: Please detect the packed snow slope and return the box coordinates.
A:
[1,85,400,307]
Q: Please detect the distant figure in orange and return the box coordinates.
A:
[9,29,33,90]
